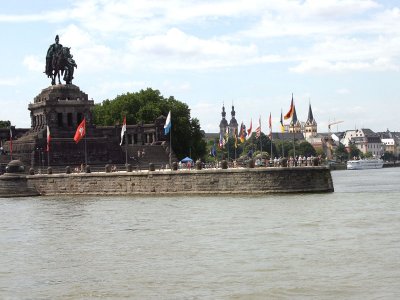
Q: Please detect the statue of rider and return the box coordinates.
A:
[45,35,63,77]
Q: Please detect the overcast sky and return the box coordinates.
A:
[0,0,399,133]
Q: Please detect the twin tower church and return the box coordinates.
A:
[218,103,318,140]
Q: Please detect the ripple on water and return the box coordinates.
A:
[1,169,400,299]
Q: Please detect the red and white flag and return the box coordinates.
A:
[269,112,272,138]
[247,119,252,139]
[46,125,51,152]
[256,117,261,138]
[120,116,127,146]
[74,118,86,143]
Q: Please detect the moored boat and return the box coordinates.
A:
[346,159,384,170]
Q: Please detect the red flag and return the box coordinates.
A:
[74,118,86,143]
[284,94,294,120]
[46,125,51,152]
[247,119,252,139]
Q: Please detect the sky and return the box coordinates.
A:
[0,0,399,133]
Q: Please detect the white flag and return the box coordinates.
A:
[120,116,126,146]
[164,111,171,135]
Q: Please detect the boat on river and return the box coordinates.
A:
[346,158,384,170]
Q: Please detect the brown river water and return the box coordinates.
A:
[1,168,400,299]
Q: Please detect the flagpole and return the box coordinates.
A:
[260,117,262,155]
[270,134,273,159]
[227,137,230,163]
[292,123,295,161]
[235,144,237,161]
[84,132,87,166]
[9,128,12,161]
[169,129,172,168]
[125,136,128,166]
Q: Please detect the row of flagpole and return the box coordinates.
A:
[6,110,174,169]
[217,94,298,159]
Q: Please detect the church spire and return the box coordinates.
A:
[290,105,298,126]
[306,102,315,124]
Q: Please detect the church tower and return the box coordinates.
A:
[228,105,239,136]
[304,102,317,138]
[289,105,301,133]
[219,104,228,136]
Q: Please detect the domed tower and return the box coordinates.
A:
[289,105,301,133]
[304,102,317,138]
[228,105,238,136]
[219,104,229,136]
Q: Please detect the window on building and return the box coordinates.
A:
[77,113,83,125]
[67,113,73,127]
[58,113,63,127]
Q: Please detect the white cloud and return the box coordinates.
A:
[22,56,43,72]
[336,88,350,95]
[128,28,264,70]
[86,80,147,101]
[0,77,21,86]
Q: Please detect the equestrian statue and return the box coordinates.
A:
[45,35,77,85]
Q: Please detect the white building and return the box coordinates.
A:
[341,128,383,158]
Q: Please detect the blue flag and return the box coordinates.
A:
[164,111,171,135]
[210,143,217,157]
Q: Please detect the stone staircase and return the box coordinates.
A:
[127,143,177,168]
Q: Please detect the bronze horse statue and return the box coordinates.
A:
[47,47,77,85]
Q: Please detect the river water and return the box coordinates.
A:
[1,168,400,299]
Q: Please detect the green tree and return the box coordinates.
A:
[0,120,11,128]
[363,151,373,159]
[382,151,395,162]
[242,132,277,158]
[334,143,348,162]
[297,141,317,157]
[92,88,206,160]
[349,144,361,159]
[273,140,294,158]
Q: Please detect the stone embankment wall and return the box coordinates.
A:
[0,174,40,197]
[23,166,333,196]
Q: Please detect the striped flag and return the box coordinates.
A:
[219,132,224,148]
[284,93,294,120]
[280,109,285,133]
[256,117,261,138]
[240,122,245,143]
